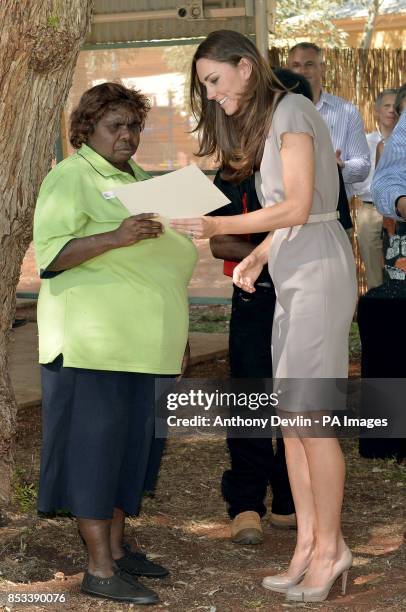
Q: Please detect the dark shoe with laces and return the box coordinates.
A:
[115,544,169,578]
[81,568,159,604]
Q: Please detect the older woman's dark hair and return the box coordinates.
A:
[70,82,151,149]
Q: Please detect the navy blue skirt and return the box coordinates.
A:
[37,356,170,519]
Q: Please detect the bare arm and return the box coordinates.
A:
[47,213,163,272]
[232,234,273,293]
[397,196,406,220]
[209,235,256,261]
[171,132,315,238]
[375,140,385,167]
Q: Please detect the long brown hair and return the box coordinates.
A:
[190,30,284,183]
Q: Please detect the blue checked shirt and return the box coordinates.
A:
[316,92,370,198]
[372,110,406,221]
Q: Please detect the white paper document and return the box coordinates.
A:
[114,164,230,219]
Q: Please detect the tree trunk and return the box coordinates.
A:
[0,0,93,505]
[360,0,381,49]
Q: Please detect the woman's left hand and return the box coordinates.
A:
[170,216,218,239]
[233,253,263,293]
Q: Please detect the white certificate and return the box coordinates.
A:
[114,164,230,219]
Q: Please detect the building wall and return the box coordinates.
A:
[333,14,406,49]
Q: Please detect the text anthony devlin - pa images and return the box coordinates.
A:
[166,414,389,430]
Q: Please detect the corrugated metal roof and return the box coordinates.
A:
[86,0,255,45]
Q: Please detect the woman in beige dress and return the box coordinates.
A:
[171,30,357,603]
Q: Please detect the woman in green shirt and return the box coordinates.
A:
[34,83,197,605]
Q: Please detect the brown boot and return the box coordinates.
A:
[230,511,263,544]
[270,512,297,530]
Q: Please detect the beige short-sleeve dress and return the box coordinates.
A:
[259,94,357,406]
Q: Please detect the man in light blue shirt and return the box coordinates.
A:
[372,106,406,222]
[288,42,371,200]
[353,89,398,289]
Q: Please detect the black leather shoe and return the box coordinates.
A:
[115,544,169,578]
[12,319,27,329]
[81,568,159,604]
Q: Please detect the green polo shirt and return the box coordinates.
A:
[34,144,198,374]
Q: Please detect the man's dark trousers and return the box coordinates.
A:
[221,284,295,519]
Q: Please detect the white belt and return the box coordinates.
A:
[306,211,339,224]
[283,211,340,241]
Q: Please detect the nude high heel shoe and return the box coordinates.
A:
[286,546,353,603]
[262,571,307,594]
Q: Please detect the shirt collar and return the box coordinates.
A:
[77,143,148,180]
[315,91,334,111]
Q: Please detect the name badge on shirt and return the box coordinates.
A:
[102,191,116,200]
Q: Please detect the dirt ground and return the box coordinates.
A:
[0,351,405,612]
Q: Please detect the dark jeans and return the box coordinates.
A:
[221,285,295,518]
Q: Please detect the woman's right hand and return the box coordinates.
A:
[233,253,263,293]
[114,213,164,247]
[170,216,219,239]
